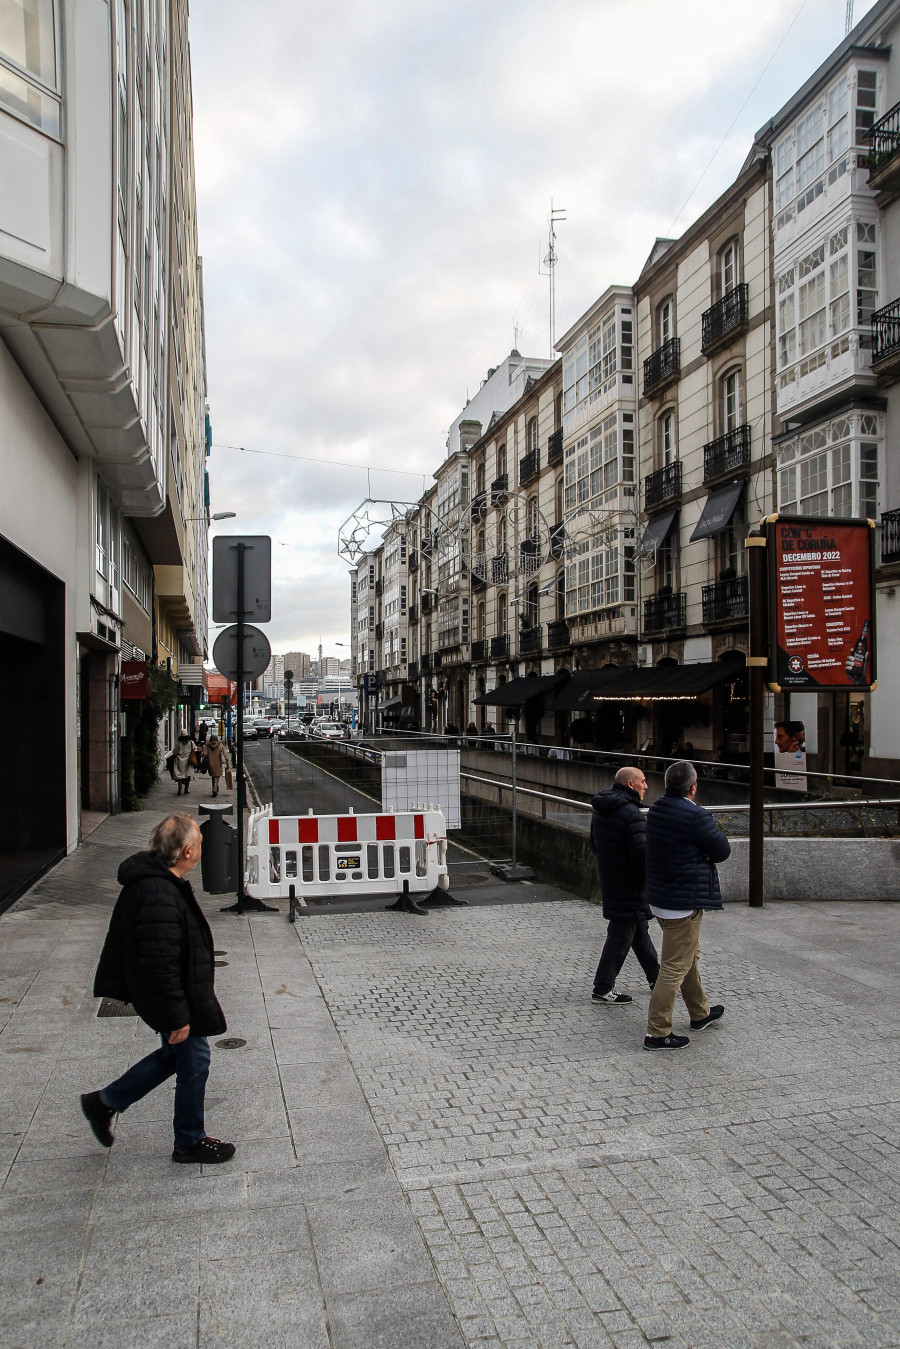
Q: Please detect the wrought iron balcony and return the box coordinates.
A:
[867,100,900,197]
[547,619,570,650]
[519,539,540,573]
[491,473,509,506]
[644,461,682,511]
[871,298,900,381]
[547,428,563,466]
[374,622,383,640]
[519,625,541,655]
[490,634,510,659]
[701,284,749,354]
[421,530,435,556]
[519,449,539,485]
[407,549,419,572]
[642,337,680,398]
[407,603,418,625]
[421,592,434,614]
[490,553,509,584]
[549,522,565,560]
[471,492,487,520]
[703,424,751,483]
[643,592,686,633]
[471,638,487,662]
[407,660,419,681]
[882,507,900,565]
[702,575,749,625]
[374,578,383,597]
[421,652,433,672]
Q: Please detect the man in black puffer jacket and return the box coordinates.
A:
[644,760,731,1052]
[589,766,660,1005]
[80,814,235,1165]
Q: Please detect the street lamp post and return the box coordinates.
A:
[335,642,350,731]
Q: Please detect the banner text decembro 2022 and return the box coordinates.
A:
[767,516,876,692]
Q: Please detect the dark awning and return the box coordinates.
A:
[690,481,744,541]
[473,674,564,707]
[639,509,677,554]
[588,661,742,701]
[379,695,403,709]
[543,667,634,712]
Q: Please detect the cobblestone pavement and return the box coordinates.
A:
[297,899,900,1349]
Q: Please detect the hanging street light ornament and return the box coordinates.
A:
[337,498,456,566]
[459,486,552,589]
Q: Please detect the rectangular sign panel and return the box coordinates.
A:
[212,536,272,623]
[120,660,148,700]
[767,515,876,691]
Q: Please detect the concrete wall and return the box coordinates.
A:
[719,838,900,901]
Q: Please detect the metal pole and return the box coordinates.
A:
[747,529,767,908]
[270,731,275,810]
[510,720,518,869]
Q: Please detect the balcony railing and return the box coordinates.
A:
[643,592,686,633]
[519,625,541,655]
[407,661,419,681]
[547,428,563,466]
[547,619,570,650]
[490,634,510,660]
[519,449,539,484]
[644,461,682,511]
[642,336,680,398]
[882,507,900,565]
[549,522,565,560]
[490,553,509,584]
[421,592,434,614]
[519,538,540,574]
[701,284,749,354]
[703,424,751,483]
[471,492,487,520]
[867,100,900,185]
[421,530,435,556]
[491,473,509,506]
[408,549,419,572]
[374,578,383,597]
[374,622,383,639]
[872,298,900,367]
[702,575,749,625]
[471,638,487,662]
[407,603,419,625]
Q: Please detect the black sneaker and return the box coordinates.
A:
[81,1091,115,1148]
[592,989,633,1004]
[690,1004,724,1031]
[643,1033,690,1051]
[172,1136,236,1165]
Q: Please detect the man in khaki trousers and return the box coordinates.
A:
[643,761,731,1051]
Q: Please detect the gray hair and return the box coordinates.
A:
[665,760,698,797]
[149,813,199,866]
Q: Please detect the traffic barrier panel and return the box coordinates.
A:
[244,804,463,917]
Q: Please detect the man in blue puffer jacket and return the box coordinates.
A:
[644,760,731,1051]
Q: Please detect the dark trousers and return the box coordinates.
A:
[100,1034,210,1150]
[593,917,660,995]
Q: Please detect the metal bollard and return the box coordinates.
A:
[198,801,236,894]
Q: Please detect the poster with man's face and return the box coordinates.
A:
[774,720,806,792]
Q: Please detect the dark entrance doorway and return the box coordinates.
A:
[0,537,67,913]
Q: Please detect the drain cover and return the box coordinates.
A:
[215,1037,246,1049]
[97,998,136,1018]
[214,959,229,967]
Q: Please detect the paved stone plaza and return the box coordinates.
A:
[2,779,900,1348]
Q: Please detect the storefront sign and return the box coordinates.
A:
[766,516,876,691]
[120,660,148,700]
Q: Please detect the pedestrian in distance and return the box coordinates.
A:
[644,760,731,1051]
[173,729,196,796]
[590,766,659,1005]
[80,814,235,1164]
[204,735,230,798]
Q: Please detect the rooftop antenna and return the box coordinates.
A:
[845,0,853,34]
[541,200,566,353]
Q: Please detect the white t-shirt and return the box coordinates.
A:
[650,906,694,921]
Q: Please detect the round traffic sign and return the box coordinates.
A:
[213,624,272,682]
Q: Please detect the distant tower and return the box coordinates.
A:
[318,640,323,670]
[542,200,567,352]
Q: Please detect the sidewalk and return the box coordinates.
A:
[3,774,900,1347]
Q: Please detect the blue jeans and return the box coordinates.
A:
[101,1034,210,1150]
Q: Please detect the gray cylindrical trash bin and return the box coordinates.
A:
[198,802,236,894]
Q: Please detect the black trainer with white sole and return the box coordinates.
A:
[690,1004,725,1031]
[592,990,633,1004]
[643,1033,690,1050]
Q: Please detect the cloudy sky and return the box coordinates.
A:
[190,0,877,661]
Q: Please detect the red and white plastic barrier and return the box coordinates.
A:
[244,804,451,916]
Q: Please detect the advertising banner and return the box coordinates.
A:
[120,660,148,700]
[766,516,876,691]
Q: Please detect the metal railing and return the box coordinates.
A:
[490,553,509,583]
[519,625,541,655]
[549,522,565,559]
[490,633,510,659]
[701,284,749,352]
[702,575,749,624]
[644,460,682,510]
[471,638,487,662]
[642,336,680,397]
[519,449,539,484]
[704,424,751,482]
[491,473,509,505]
[471,493,487,520]
[407,660,419,681]
[882,507,900,564]
[408,549,419,572]
[421,652,433,671]
[547,428,563,466]
[644,591,686,632]
[871,298,900,364]
[547,619,570,650]
[866,99,900,173]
